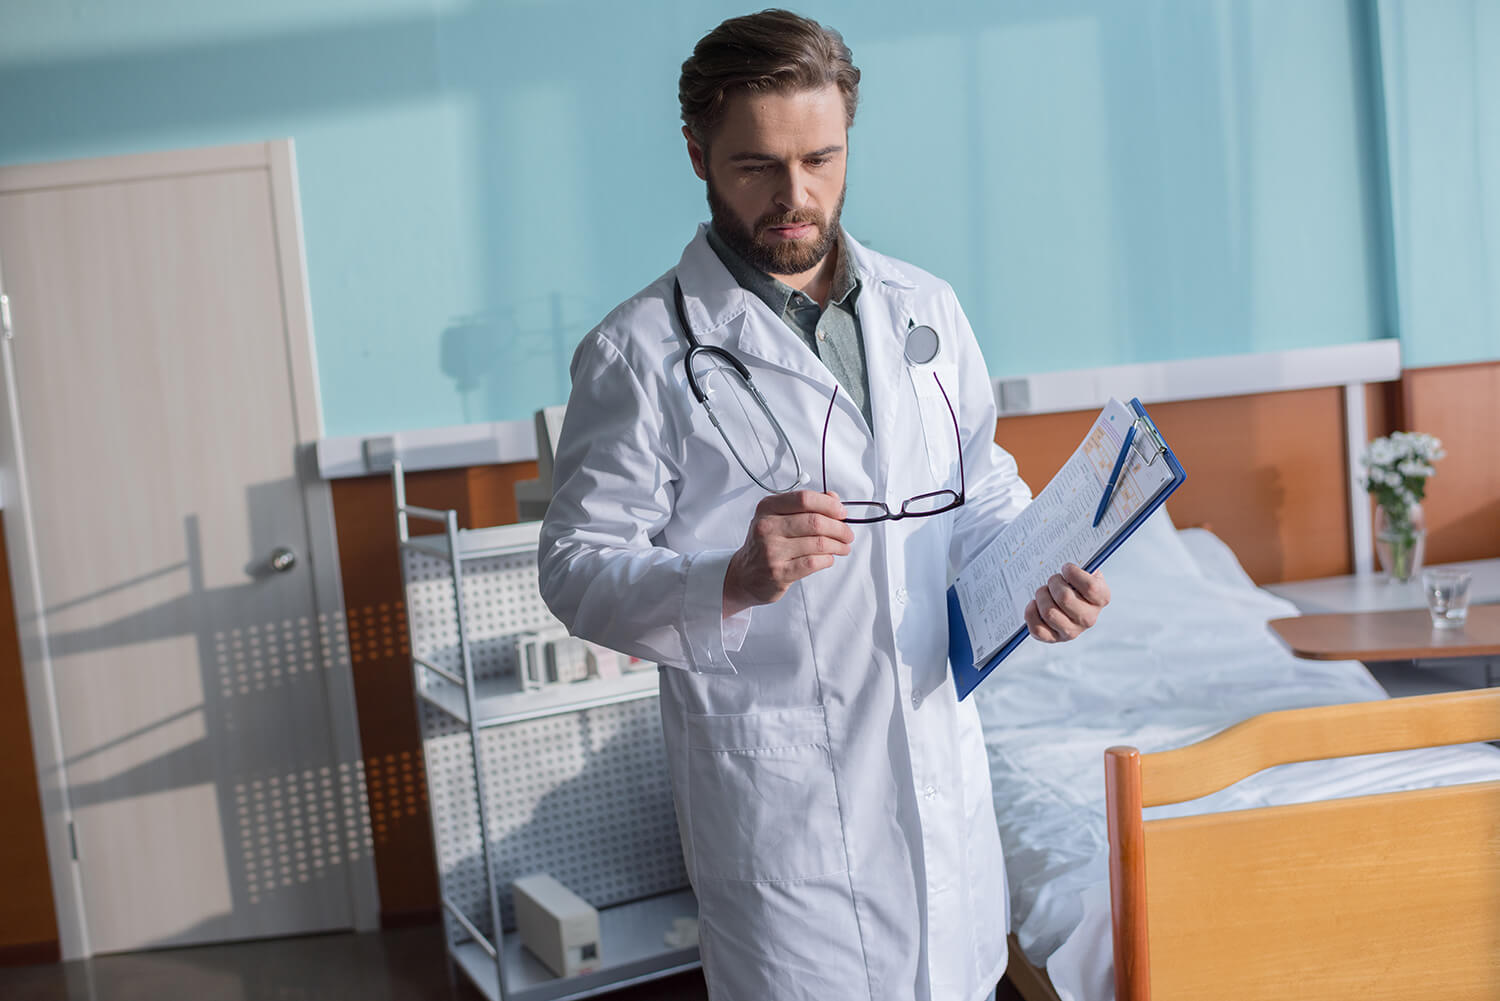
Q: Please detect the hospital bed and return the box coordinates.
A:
[977,509,1500,1001]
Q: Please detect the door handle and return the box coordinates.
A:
[270,547,297,573]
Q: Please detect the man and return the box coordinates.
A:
[538,11,1109,1001]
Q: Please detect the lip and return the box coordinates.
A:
[764,223,815,241]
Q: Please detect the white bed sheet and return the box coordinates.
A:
[974,509,1500,1001]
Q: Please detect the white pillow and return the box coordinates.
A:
[1095,504,1202,583]
[1177,526,1259,592]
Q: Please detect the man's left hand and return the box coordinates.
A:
[1024,563,1110,643]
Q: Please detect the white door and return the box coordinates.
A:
[0,143,375,954]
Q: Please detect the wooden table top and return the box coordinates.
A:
[1268,603,1500,662]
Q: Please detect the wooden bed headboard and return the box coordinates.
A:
[994,385,1394,585]
[1103,688,1500,1001]
[989,342,1404,585]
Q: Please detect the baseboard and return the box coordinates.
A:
[379,907,441,930]
[0,939,61,968]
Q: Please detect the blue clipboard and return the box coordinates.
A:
[948,398,1186,700]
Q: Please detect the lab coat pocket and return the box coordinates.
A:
[685,705,848,883]
[910,361,961,488]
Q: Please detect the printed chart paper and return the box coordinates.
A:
[953,398,1177,664]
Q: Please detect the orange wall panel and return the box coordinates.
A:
[1401,363,1500,565]
[995,388,1359,584]
[329,462,537,925]
[0,513,61,962]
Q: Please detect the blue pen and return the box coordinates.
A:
[1092,424,1137,527]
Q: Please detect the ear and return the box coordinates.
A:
[683,126,709,182]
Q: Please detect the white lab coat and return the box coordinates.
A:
[538,226,1032,1001]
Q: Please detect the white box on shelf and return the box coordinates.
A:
[545,633,592,684]
[517,625,583,690]
[518,628,636,692]
[512,873,602,979]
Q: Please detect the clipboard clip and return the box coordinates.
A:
[1127,415,1169,467]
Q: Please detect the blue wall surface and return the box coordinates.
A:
[1,0,1495,437]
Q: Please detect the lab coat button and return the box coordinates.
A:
[895,586,908,604]
[816,328,828,342]
[911,692,922,710]
[924,785,936,800]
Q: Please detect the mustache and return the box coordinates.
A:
[755,209,823,233]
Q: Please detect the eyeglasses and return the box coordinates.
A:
[820,373,965,524]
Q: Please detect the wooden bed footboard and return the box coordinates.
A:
[1105,688,1500,1001]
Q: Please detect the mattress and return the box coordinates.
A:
[973,509,1500,1001]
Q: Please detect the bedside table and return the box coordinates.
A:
[1265,559,1500,692]
[1264,558,1500,614]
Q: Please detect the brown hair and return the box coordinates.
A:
[679,9,861,144]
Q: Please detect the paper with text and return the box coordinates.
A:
[953,398,1176,663]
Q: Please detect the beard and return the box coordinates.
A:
[706,173,846,277]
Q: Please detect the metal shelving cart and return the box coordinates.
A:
[392,461,698,1001]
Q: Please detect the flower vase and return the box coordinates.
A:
[1374,501,1426,583]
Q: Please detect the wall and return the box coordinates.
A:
[1377,0,1500,368]
[1400,364,1500,564]
[1,0,1395,437]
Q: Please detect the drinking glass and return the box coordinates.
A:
[1421,568,1472,629]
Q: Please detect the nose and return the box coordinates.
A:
[774,163,813,212]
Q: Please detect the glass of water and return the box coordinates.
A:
[1421,568,1472,629]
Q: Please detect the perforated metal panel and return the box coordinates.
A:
[404,542,557,691]
[402,539,688,944]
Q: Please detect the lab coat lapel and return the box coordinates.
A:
[674,225,865,423]
[846,236,918,493]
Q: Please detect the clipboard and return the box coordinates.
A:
[947,398,1185,700]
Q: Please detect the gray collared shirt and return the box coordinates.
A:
[706,225,873,427]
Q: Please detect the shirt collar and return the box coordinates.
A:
[705,224,861,317]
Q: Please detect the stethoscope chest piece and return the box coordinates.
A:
[904,325,940,365]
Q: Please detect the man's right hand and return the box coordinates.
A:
[723,491,854,618]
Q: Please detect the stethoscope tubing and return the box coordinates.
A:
[673,279,805,492]
[671,276,943,494]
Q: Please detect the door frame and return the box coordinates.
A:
[0,139,379,958]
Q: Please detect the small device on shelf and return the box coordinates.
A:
[512,873,602,979]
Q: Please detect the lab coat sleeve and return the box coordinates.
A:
[538,330,746,675]
[944,292,1033,578]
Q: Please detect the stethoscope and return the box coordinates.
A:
[673,279,942,493]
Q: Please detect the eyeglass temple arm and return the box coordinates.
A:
[820,383,840,494]
[934,373,964,496]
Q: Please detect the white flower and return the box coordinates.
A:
[1396,460,1434,479]
[1363,431,1443,504]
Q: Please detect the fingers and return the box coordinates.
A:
[1033,564,1110,642]
[758,489,848,522]
[763,532,852,562]
[753,511,853,546]
[753,491,854,545]
[727,492,855,612]
[1033,581,1076,638]
[1024,600,1060,643]
[1061,563,1111,607]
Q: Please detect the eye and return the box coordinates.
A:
[739,164,769,175]
[805,156,830,168]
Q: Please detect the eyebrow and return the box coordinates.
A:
[726,145,845,163]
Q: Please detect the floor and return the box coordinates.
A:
[0,925,1025,1001]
